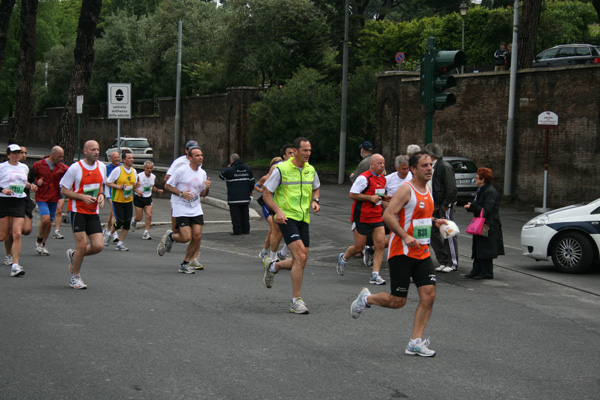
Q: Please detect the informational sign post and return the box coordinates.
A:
[535,111,558,213]
[76,95,84,160]
[107,83,131,158]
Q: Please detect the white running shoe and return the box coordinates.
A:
[258,250,268,261]
[66,249,75,273]
[337,253,347,276]
[130,218,137,232]
[370,274,386,285]
[70,274,87,289]
[178,263,195,274]
[351,287,371,319]
[263,257,276,288]
[115,242,129,251]
[405,338,436,357]
[4,255,13,265]
[41,246,50,256]
[363,246,374,268]
[142,231,152,240]
[10,264,25,277]
[52,230,64,239]
[111,232,119,243]
[189,258,204,270]
[289,298,309,314]
[35,243,44,254]
[103,230,110,246]
[157,230,173,256]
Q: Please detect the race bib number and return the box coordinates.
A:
[123,185,133,198]
[188,194,200,207]
[9,184,25,194]
[412,218,432,243]
[83,183,100,198]
[143,185,152,193]
[375,188,386,197]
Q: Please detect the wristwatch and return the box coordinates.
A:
[179,191,183,197]
[312,198,320,204]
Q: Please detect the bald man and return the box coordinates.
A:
[337,154,387,285]
[33,146,68,255]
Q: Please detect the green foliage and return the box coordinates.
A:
[248,67,340,163]
[537,0,600,51]
[183,61,228,95]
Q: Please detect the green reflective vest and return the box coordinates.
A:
[273,158,316,224]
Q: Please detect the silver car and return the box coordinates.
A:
[444,156,478,199]
[532,44,600,68]
[105,137,153,163]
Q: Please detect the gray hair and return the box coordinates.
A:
[143,160,154,167]
[230,153,240,162]
[406,144,421,156]
[424,143,443,159]
[394,155,409,168]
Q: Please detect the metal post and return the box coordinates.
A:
[77,115,81,160]
[338,0,349,184]
[174,20,182,159]
[503,0,519,196]
[117,119,121,157]
[461,18,465,74]
[424,37,435,145]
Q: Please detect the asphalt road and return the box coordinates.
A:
[1,155,599,399]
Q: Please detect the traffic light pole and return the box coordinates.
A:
[422,38,435,145]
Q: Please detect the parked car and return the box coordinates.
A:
[521,198,600,273]
[105,137,153,163]
[444,156,478,199]
[532,44,600,68]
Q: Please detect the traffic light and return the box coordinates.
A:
[432,50,466,110]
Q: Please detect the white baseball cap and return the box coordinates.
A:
[7,144,21,152]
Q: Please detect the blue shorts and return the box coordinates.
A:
[37,201,58,221]
[261,204,271,220]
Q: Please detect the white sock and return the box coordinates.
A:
[371,272,379,277]
[280,245,289,257]
[269,261,277,273]
[117,241,123,246]
[270,251,277,259]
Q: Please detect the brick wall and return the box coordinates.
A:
[376,65,600,207]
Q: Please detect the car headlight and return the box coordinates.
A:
[523,215,549,229]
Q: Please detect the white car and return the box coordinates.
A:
[105,137,153,163]
[521,198,600,273]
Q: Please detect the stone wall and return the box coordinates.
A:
[376,65,600,207]
[0,87,264,170]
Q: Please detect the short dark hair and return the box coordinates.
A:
[280,143,293,158]
[408,150,430,169]
[121,149,132,160]
[293,137,309,149]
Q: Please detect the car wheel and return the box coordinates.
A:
[550,231,594,273]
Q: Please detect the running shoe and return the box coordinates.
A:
[370,274,386,285]
[41,246,50,256]
[157,230,173,256]
[178,263,195,274]
[363,246,374,268]
[142,231,152,240]
[289,298,309,314]
[52,230,64,239]
[35,243,44,254]
[4,255,12,265]
[66,249,75,273]
[351,287,371,319]
[130,218,137,232]
[103,230,110,246]
[70,274,87,289]
[258,250,268,261]
[10,264,25,277]
[189,258,204,270]
[337,253,347,276]
[111,232,119,243]
[115,242,129,251]
[275,250,287,261]
[405,338,436,357]
[263,257,276,288]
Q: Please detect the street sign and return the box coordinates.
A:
[537,111,558,129]
[395,52,405,64]
[76,95,84,114]
[107,83,131,119]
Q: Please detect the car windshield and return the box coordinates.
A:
[123,139,150,148]
[449,160,477,174]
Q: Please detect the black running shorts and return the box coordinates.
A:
[388,255,436,298]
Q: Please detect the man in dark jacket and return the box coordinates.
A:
[219,154,255,235]
[425,143,458,272]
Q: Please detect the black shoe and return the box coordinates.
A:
[465,273,475,278]
[230,232,242,235]
[473,275,493,280]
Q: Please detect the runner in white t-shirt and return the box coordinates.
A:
[132,161,163,239]
[157,147,210,274]
[384,155,412,199]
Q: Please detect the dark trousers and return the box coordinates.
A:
[229,203,250,235]
[470,258,494,278]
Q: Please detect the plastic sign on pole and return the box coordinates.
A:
[76,95,84,114]
[395,52,405,64]
[537,111,558,130]
[107,83,131,119]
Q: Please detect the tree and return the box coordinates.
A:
[0,0,16,72]
[594,0,600,21]
[11,0,39,145]
[518,0,543,69]
[56,0,102,163]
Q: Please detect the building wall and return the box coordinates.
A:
[0,87,264,170]
[376,65,600,207]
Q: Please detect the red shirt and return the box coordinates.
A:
[33,157,68,202]
[351,170,386,224]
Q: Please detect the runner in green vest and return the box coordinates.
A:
[261,137,321,314]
